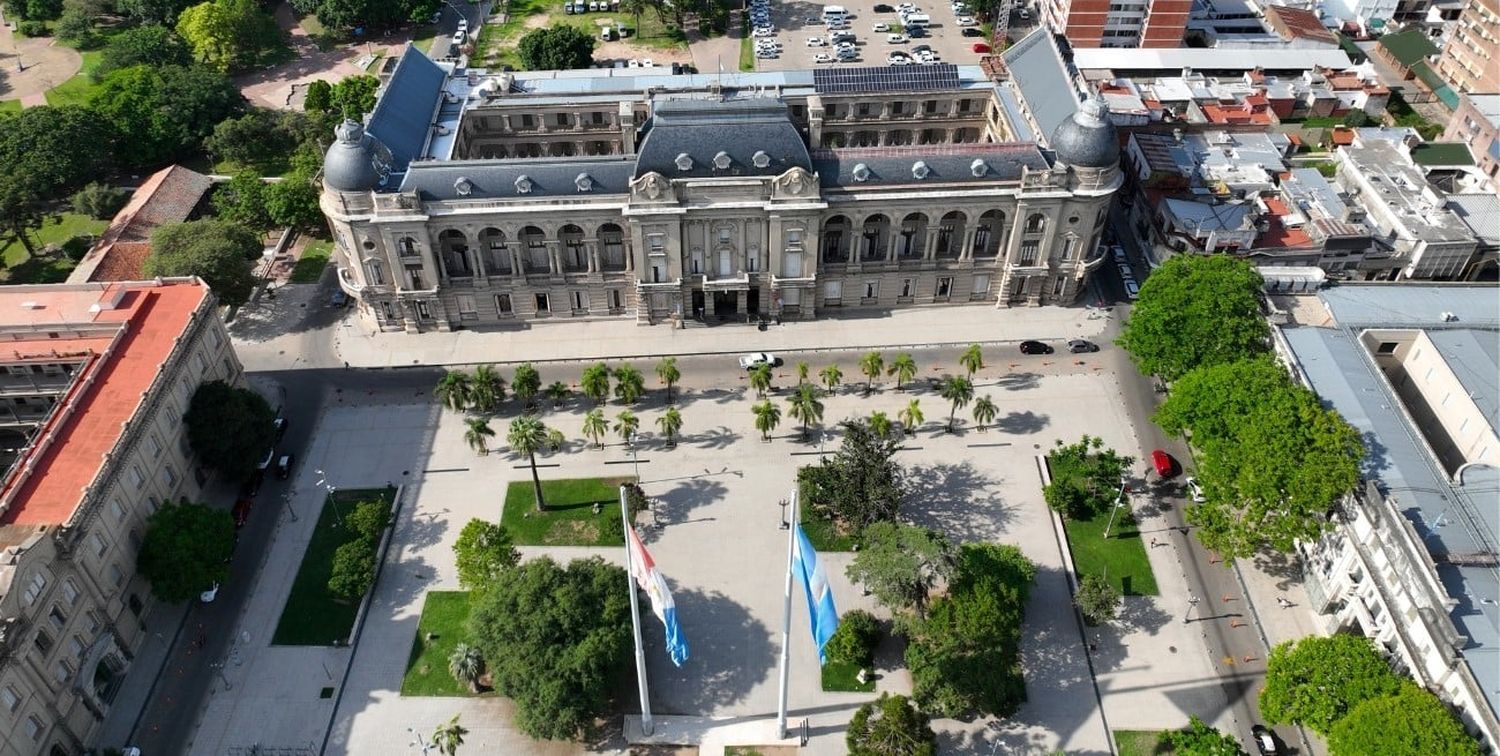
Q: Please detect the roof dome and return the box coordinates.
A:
[1050,97,1119,169]
[323,120,389,192]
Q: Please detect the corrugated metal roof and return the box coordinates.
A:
[1071,47,1352,72]
[399,156,639,200]
[1446,193,1500,247]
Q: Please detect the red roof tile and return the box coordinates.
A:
[72,165,212,284]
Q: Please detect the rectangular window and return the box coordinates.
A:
[68,636,85,660]
[824,281,842,303]
[53,659,72,683]
[92,533,107,558]
[195,353,208,373]
[148,435,162,458]
[1053,277,1066,296]
[62,580,79,606]
[34,629,53,656]
[130,465,146,489]
[900,278,913,298]
[717,228,732,243]
[936,277,953,298]
[109,564,125,589]
[746,252,759,273]
[163,465,178,488]
[648,234,666,254]
[26,715,41,741]
[1376,342,1398,354]
[1019,242,1040,265]
[24,573,45,604]
[783,252,803,278]
[650,263,665,283]
[414,300,432,320]
[1061,238,1076,261]
[972,274,990,293]
[48,606,66,630]
[1,686,18,713]
[864,281,879,300]
[571,291,587,312]
[457,295,477,320]
[535,293,550,313]
[786,229,803,247]
[495,294,513,315]
[690,250,703,274]
[609,289,623,310]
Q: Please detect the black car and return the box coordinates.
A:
[961,26,983,36]
[906,25,926,36]
[1067,339,1099,353]
[1251,725,1281,756]
[873,2,894,10]
[275,453,296,480]
[1019,340,1053,355]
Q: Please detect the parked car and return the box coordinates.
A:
[451,30,466,45]
[961,26,983,35]
[1185,476,1207,503]
[275,453,295,480]
[1118,262,1134,278]
[887,51,912,64]
[1251,725,1282,756]
[971,41,990,52]
[814,52,834,62]
[273,416,288,441]
[1151,449,1176,477]
[1067,339,1098,353]
[457,17,468,31]
[807,36,828,45]
[232,498,253,528]
[887,33,908,42]
[1125,279,1141,300]
[956,15,976,24]
[1019,340,1053,355]
[330,289,348,307]
[1111,245,1127,263]
[873,2,894,10]
[906,25,926,36]
[873,21,890,31]
[739,352,780,369]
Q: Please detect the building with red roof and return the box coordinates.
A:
[67,166,213,285]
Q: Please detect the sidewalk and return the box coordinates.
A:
[1232,552,1331,756]
[92,601,190,749]
[333,303,1113,368]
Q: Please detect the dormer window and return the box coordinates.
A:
[852,163,871,182]
[454,177,473,196]
[970,159,988,177]
[675,153,693,171]
[515,175,533,194]
[713,151,732,170]
[575,173,594,192]
[912,161,930,180]
[752,150,771,168]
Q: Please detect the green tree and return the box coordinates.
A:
[655,356,680,403]
[511,363,541,409]
[613,365,645,404]
[1074,574,1120,625]
[303,79,333,114]
[432,713,470,755]
[452,519,519,590]
[1259,634,1403,734]
[888,353,918,391]
[71,182,130,220]
[656,406,683,446]
[212,173,273,230]
[748,362,773,399]
[582,408,608,449]
[54,8,98,47]
[95,25,193,79]
[345,499,390,541]
[546,427,565,453]
[752,400,781,442]
[847,693,937,756]
[305,74,380,120]
[958,343,984,378]
[786,383,825,441]
[0,181,48,260]
[825,609,881,667]
[183,380,276,481]
[447,645,484,693]
[1328,681,1481,756]
[470,364,506,413]
[144,219,261,306]
[516,25,597,71]
[545,380,571,409]
[796,361,810,386]
[580,362,611,405]
[176,0,281,73]
[798,420,906,531]
[846,522,956,618]
[938,375,974,433]
[971,395,997,431]
[614,409,639,445]
[117,0,194,24]
[898,399,924,435]
[860,351,885,394]
[1043,436,1132,520]
[820,364,844,394]
[19,0,61,20]
[1154,357,1292,442]
[91,64,244,168]
[508,417,550,511]
[207,109,298,170]
[868,411,894,439]
[463,417,495,455]
[1116,255,1268,380]
[0,106,118,255]
[263,171,323,229]
[136,500,234,602]
[1158,716,1247,756]
[434,370,473,411]
[328,538,377,599]
[466,556,630,741]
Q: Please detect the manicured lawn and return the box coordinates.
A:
[821,659,875,692]
[402,591,487,697]
[290,239,333,283]
[738,24,754,70]
[272,488,397,645]
[500,476,634,546]
[1115,729,1168,755]
[478,0,687,66]
[0,212,110,284]
[44,47,105,108]
[0,100,20,113]
[1063,507,1158,596]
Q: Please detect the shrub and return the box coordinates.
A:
[72,182,131,220]
[328,538,377,600]
[60,235,93,262]
[345,499,391,541]
[17,20,49,36]
[825,609,881,667]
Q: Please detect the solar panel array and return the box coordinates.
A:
[813,64,961,94]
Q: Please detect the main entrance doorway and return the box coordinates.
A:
[712,291,738,320]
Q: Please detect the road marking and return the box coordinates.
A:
[423,467,470,473]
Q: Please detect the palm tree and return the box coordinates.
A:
[512,363,541,411]
[859,351,884,394]
[545,380,571,409]
[432,713,469,756]
[820,364,844,394]
[614,410,639,446]
[582,408,608,449]
[868,411,894,439]
[748,363,773,398]
[898,399,924,435]
[972,395,997,431]
[656,357,681,404]
[471,364,506,412]
[434,370,473,411]
[656,406,683,447]
[752,400,781,442]
[581,362,611,405]
[624,0,648,32]
[796,361,810,386]
[786,384,825,441]
[959,343,984,378]
[463,417,495,455]
[888,352,918,391]
[614,365,645,404]
[508,416,549,511]
[939,375,975,433]
[447,644,484,693]
[546,427,566,453]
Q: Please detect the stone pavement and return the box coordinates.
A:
[332,303,1112,368]
[92,600,190,748]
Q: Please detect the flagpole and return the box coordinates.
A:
[776,488,797,739]
[621,486,654,737]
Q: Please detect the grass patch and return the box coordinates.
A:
[0,212,110,284]
[290,239,333,283]
[739,21,754,70]
[501,476,634,546]
[0,100,20,113]
[1063,507,1158,596]
[1115,729,1168,756]
[272,488,396,646]
[478,0,688,66]
[402,591,486,697]
[821,659,876,692]
[44,47,105,108]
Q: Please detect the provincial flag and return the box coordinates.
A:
[793,524,841,664]
[628,525,690,667]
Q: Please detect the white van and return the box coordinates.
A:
[902,12,930,26]
[822,5,848,20]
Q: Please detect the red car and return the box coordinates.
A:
[972,42,991,53]
[1151,449,1176,478]
[232,498,253,528]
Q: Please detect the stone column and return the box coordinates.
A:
[923,228,939,261]
[960,226,976,261]
[588,242,600,274]
[548,243,563,275]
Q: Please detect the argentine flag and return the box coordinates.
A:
[628,526,690,667]
[793,524,841,664]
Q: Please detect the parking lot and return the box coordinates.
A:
[747,0,993,71]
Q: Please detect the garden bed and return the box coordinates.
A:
[272,488,396,645]
[501,476,634,546]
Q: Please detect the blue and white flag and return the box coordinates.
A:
[628,525,690,667]
[793,524,841,665]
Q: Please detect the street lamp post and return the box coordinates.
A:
[407,727,432,755]
[315,470,343,526]
[210,662,232,690]
[1183,594,1200,624]
[1102,479,1130,539]
[282,490,299,522]
[778,497,790,530]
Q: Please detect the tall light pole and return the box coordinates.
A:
[210,662,232,690]
[407,727,432,755]
[1183,594,1200,624]
[1102,479,1130,539]
[315,469,343,526]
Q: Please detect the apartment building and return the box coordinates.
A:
[0,279,237,756]
[1436,0,1500,94]
[1334,140,1480,279]
[321,47,1122,333]
[1443,93,1500,193]
[1041,0,1193,47]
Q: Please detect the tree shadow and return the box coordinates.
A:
[1250,549,1306,591]
[902,461,1015,541]
[995,372,1042,392]
[652,476,730,526]
[1110,595,1173,637]
[640,586,776,714]
[690,425,741,450]
[994,411,1050,435]
[1358,429,1390,480]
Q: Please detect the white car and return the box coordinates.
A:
[887,33,908,42]
[872,21,890,31]
[951,2,967,11]
[1186,476,1207,503]
[641,58,655,67]
[897,2,917,10]
[626,58,641,67]
[814,52,834,62]
[956,15,975,24]
[753,26,777,36]
[738,352,779,369]
[915,50,938,62]
[807,36,827,45]
[887,51,912,64]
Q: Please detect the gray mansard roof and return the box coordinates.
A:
[634,98,812,179]
[368,45,448,175]
[399,156,639,200]
[810,144,1050,188]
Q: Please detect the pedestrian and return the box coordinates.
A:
[1150,537,1160,548]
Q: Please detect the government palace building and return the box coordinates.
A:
[319,44,1121,332]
